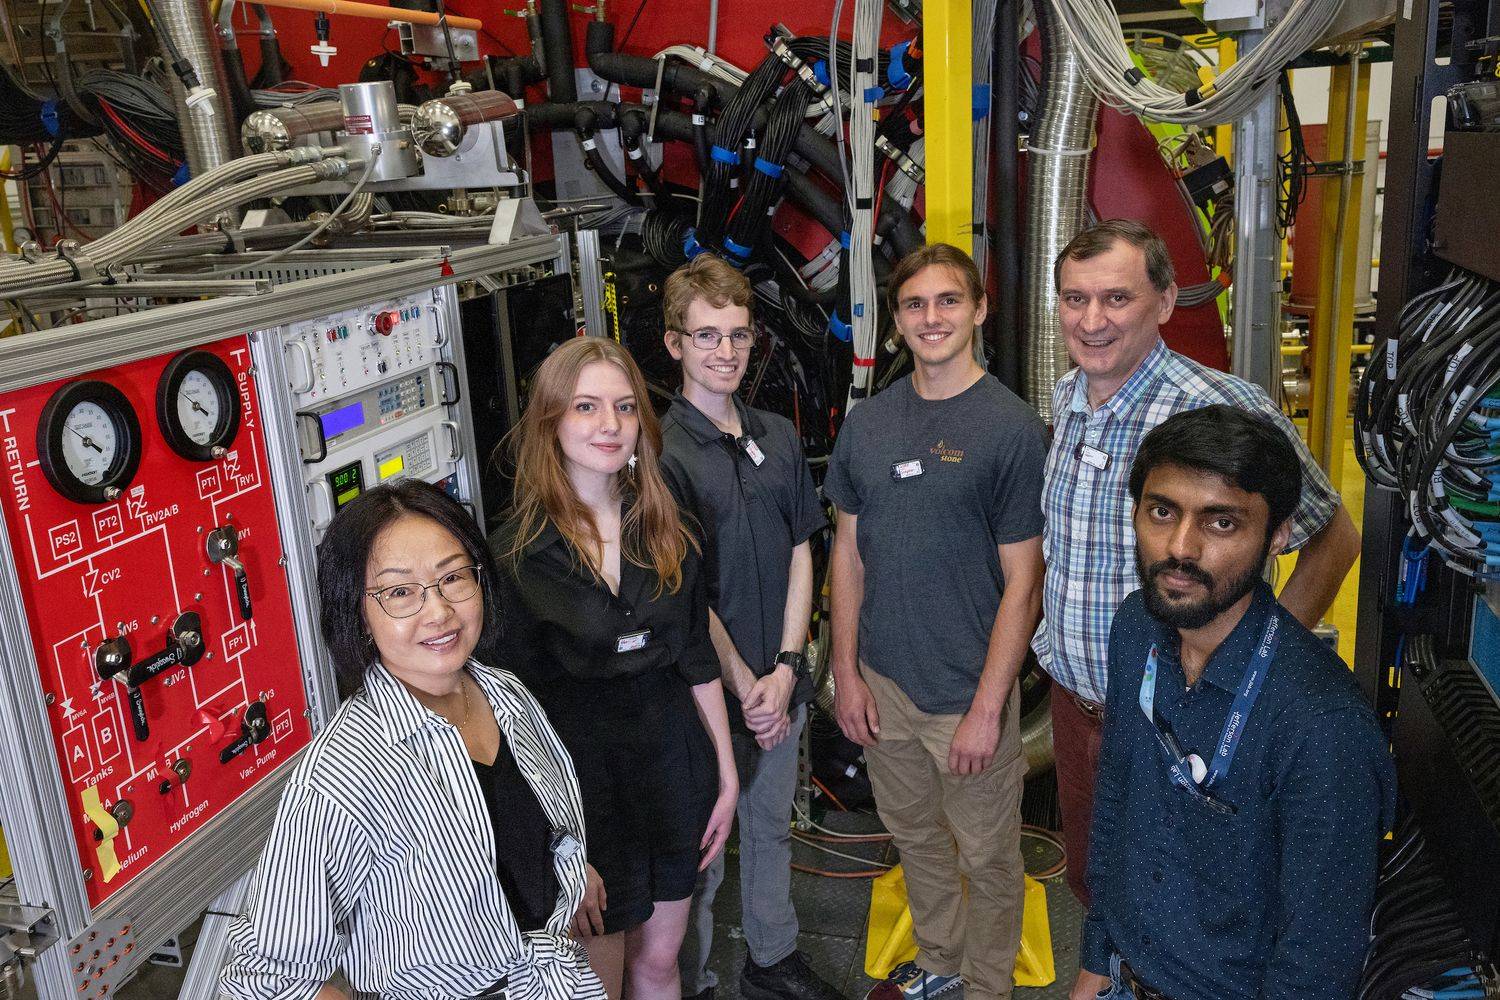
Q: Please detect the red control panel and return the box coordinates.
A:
[0,335,313,907]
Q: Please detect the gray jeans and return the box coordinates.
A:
[679,704,806,993]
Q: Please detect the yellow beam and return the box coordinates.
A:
[922,0,972,252]
[1306,56,1371,486]
[1215,38,1236,161]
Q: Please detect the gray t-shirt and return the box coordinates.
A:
[823,373,1046,713]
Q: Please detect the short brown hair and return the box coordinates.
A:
[663,254,752,333]
[885,243,985,315]
[1054,219,1175,293]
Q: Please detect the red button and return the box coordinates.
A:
[326,329,338,342]
[374,311,399,336]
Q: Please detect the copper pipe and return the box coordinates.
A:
[249,0,482,31]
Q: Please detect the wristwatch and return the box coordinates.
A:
[773,650,810,680]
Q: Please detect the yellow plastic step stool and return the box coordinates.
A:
[864,865,1055,987]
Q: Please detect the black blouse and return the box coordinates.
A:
[489,516,721,689]
[472,732,559,933]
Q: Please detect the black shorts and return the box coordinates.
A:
[540,667,717,935]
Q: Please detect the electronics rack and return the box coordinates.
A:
[0,235,571,999]
[1356,0,1500,963]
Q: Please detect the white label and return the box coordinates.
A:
[1385,340,1398,379]
[615,629,651,653]
[743,437,766,466]
[891,459,924,480]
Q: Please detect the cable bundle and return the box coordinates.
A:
[0,63,102,180]
[696,53,786,252]
[722,80,813,266]
[1355,269,1500,579]
[1358,812,1479,1000]
[1049,0,1344,125]
[81,69,185,193]
[844,0,882,408]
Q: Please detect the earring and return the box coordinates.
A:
[627,453,638,471]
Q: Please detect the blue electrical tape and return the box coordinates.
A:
[863,86,885,103]
[888,41,913,90]
[973,83,991,121]
[724,237,752,260]
[171,162,191,187]
[39,100,60,137]
[813,60,831,87]
[829,310,853,342]
[753,157,784,178]
[853,303,865,317]
[683,228,707,259]
[838,231,851,249]
[710,145,740,166]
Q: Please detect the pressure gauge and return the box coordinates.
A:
[37,381,143,504]
[157,350,239,461]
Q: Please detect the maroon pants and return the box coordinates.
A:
[1050,687,1106,906]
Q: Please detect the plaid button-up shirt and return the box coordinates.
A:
[1033,339,1341,704]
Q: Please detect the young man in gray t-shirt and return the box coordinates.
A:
[825,244,1045,1000]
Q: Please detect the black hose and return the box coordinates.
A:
[990,0,1021,389]
[538,0,577,103]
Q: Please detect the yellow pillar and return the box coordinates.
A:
[923,0,973,252]
[1215,38,1236,162]
[1307,55,1371,486]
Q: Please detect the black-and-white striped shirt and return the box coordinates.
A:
[220,660,607,1000]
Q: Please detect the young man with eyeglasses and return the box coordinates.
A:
[826,243,1045,1000]
[1073,406,1393,1000]
[657,254,841,1000]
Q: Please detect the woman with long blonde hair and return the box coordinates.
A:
[490,337,737,1000]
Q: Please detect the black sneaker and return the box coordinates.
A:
[683,988,715,1000]
[740,951,846,1000]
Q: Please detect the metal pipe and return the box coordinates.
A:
[246,0,481,30]
[157,0,238,183]
[1023,0,1097,419]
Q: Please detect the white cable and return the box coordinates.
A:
[790,832,894,868]
[844,0,881,411]
[1049,0,1342,125]
[792,801,891,841]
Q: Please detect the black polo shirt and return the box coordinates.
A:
[660,393,827,726]
[488,515,721,689]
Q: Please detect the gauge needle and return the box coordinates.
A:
[190,399,210,417]
[67,425,104,454]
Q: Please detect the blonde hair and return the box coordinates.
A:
[663,253,753,333]
[503,337,695,594]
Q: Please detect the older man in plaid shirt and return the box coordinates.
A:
[1035,219,1362,910]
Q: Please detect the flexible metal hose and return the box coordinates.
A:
[1022,0,1097,419]
[155,0,238,178]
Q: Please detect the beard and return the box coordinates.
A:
[1136,541,1269,630]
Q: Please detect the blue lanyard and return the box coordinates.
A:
[1138,612,1281,790]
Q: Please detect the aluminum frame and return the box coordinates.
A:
[0,235,570,997]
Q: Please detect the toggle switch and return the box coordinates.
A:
[159,758,192,795]
[206,525,253,620]
[196,709,227,742]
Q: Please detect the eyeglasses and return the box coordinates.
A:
[365,566,481,619]
[686,329,754,351]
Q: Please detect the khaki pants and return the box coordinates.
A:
[862,666,1026,1000]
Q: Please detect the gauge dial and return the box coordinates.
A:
[157,351,239,461]
[37,381,142,504]
[61,401,120,485]
[177,370,223,446]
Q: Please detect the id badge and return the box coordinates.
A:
[890,459,924,481]
[1076,443,1111,470]
[615,628,652,653]
[550,829,583,861]
[740,436,766,467]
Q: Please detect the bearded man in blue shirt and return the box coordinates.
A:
[1072,405,1395,1000]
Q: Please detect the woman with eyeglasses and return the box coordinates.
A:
[220,479,606,1000]
[490,337,737,1000]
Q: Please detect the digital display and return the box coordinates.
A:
[377,455,405,481]
[328,462,364,509]
[320,401,365,439]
